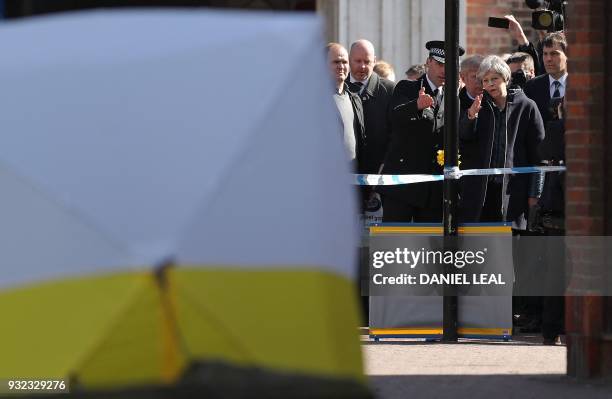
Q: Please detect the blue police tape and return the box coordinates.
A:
[354,165,566,186]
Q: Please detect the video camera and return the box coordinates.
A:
[510,69,527,89]
[525,0,566,32]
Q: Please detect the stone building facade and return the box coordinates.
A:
[317,0,535,77]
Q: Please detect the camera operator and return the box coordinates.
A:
[507,52,536,89]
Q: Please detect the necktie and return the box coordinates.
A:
[433,88,441,111]
[552,80,561,98]
[353,81,364,93]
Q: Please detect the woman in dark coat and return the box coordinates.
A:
[459,55,545,227]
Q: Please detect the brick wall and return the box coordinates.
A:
[466,0,535,56]
[466,0,612,381]
[564,0,612,379]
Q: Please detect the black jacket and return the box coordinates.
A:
[538,119,565,214]
[459,86,475,113]
[346,72,395,174]
[378,74,443,209]
[517,41,545,77]
[523,73,562,126]
[458,86,480,194]
[458,89,545,223]
[345,84,366,169]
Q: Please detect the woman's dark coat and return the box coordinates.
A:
[458,88,545,223]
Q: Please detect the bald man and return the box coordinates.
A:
[326,43,365,170]
[346,39,395,176]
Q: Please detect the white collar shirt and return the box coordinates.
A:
[549,73,568,98]
[350,75,369,94]
[426,74,443,96]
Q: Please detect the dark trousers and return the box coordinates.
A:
[512,228,543,325]
[542,227,565,339]
[542,296,564,339]
[481,181,503,222]
[382,195,442,223]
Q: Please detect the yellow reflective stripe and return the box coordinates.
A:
[369,327,512,336]
[370,227,443,235]
[458,226,512,234]
[369,328,442,335]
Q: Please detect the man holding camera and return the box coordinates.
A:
[507,52,536,89]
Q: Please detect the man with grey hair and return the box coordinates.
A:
[459,54,484,112]
[346,39,395,175]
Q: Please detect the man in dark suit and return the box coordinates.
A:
[523,32,568,125]
[379,41,465,223]
[514,33,567,334]
[521,42,567,336]
[346,39,395,175]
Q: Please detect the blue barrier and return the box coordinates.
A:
[354,165,566,186]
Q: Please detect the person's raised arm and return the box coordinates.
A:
[505,15,529,46]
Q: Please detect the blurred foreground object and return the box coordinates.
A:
[0,9,366,398]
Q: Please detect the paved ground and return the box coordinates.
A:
[362,334,612,399]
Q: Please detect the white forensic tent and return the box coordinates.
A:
[0,9,367,397]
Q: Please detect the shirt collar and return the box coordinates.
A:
[549,72,568,87]
[426,74,442,93]
[335,83,348,95]
[350,74,369,87]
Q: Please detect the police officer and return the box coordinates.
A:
[379,41,465,222]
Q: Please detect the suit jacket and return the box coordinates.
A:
[346,72,395,174]
[378,74,443,209]
[458,89,545,223]
[523,73,560,126]
[459,86,475,113]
